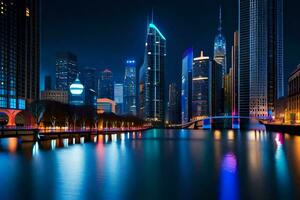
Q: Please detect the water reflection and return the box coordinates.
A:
[0,129,299,199]
[219,153,238,200]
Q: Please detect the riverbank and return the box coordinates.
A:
[263,122,300,134]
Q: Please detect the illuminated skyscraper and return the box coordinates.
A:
[181,48,193,124]
[114,83,124,115]
[239,0,284,117]
[124,60,137,115]
[167,83,180,124]
[99,69,114,100]
[139,21,166,126]
[56,52,78,91]
[192,51,210,119]
[214,7,227,81]
[0,0,39,111]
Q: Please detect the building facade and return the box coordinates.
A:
[124,60,137,115]
[192,51,210,119]
[139,22,166,126]
[80,66,97,92]
[97,98,116,114]
[69,75,85,106]
[41,90,68,104]
[45,75,52,90]
[239,0,284,117]
[0,0,40,110]
[99,69,114,100]
[167,83,180,125]
[181,48,193,124]
[56,52,78,91]
[210,60,223,116]
[114,83,123,115]
[287,65,300,123]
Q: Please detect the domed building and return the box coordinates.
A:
[69,74,85,106]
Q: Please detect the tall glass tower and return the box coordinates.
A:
[0,0,40,110]
[181,48,193,124]
[139,21,166,126]
[124,60,137,115]
[213,7,227,81]
[99,69,114,100]
[239,0,284,117]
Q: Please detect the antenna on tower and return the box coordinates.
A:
[218,6,222,33]
[151,8,154,23]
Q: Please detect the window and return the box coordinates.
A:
[18,99,25,110]
[9,98,16,109]
[0,97,6,108]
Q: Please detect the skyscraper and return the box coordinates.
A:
[139,21,166,126]
[232,31,239,116]
[239,0,284,117]
[56,52,78,91]
[167,83,180,125]
[99,69,114,100]
[181,48,193,124]
[192,51,210,119]
[80,66,97,92]
[124,60,137,115]
[0,0,39,111]
[210,60,223,116]
[214,7,227,82]
[114,83,124,115]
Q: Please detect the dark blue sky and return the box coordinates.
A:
[41,0,300,93]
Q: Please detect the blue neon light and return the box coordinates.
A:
[149,23,166,40]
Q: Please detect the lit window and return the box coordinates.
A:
[26,7,30,17]
[18,99,26,110]
[9,98,16,109]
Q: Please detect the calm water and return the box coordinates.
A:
[0,129,300,200]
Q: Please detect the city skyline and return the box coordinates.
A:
[40,0,299,94]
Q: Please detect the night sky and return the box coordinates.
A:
[41,0,300,93]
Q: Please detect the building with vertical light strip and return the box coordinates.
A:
[0,0,39,125]
[181,48,193,124]
[139,22,166,126]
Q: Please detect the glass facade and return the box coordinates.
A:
[56,52,78,91]
[123,60,136,115]
[0,0,39,110]
[139,22,166,126]
[181,48,193,124]
[114,83,123,114]
[192,52,210,119]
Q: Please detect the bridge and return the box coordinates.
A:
[172,116,270,129]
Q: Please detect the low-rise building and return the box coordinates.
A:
[97,98,116,114]
[41,90,68,104]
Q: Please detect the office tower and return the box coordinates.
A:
[287,65,300,123]
[45,75,52,90]
[224,68,233,115]
[232,31,239,116]
[56,52,78,91]
[114,83,124,115]
[0,0,39,111]
[210,60,223,116]
[69,75,85,106]
[192,51,210,119]
[167,83,180,124]
[214,7,227,82]
[124,60,137,115]
[181,48,193,124]
[239,0,284,117]
[99,69,114,100]
[80,66,97,92]
[139,21,166,126]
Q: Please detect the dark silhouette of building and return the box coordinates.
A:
[167,83,180,124]
[56,52,78,91]
[99,69,114,100]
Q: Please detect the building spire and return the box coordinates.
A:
[151,8,154,23]
[218,6,222,33]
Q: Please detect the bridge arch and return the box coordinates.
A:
[0,109,22,127]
